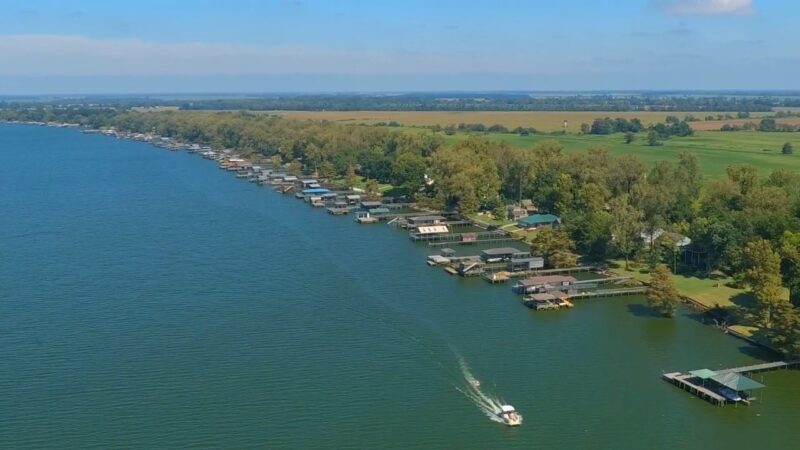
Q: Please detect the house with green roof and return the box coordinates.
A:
[517,213,561,230]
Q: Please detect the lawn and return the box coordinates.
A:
[607,260,756,310]
[414,129,800,180]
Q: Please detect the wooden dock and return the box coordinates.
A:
[566,287,646,299]
[663,360,799,406]
[715,360,800,375]
[662,372,729,406]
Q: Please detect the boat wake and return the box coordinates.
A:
[455,356,522,425]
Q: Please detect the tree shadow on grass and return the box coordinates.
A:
[738,342,779,360]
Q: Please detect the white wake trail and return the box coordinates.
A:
[455,356,522,425]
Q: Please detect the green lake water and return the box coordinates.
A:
[1,124,798,449]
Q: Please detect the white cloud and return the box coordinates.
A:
[654,0,754,16]
[0,34,570,77]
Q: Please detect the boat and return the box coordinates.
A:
[470,379,481,387]
[717,387,742,402]
[498,405,522,426]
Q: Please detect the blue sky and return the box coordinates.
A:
[0,0,796,93]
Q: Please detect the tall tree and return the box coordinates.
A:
[609,195,643,269]
[740,239,787,328]
[529,228,578,269]
[780,231,800,306]
[768,302,800,356]
[647,264,680,317]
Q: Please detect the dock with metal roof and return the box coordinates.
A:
[663,360,800,406]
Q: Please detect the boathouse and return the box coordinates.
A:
[510,256,545,272]
[298,179,319,188]
[369,207,391,217]
[302,187,331,196]
[408,215,447,227]
[345,195,362,205]
[517,213,561,230]
[416,225,450,236]
[480,247,530,263]
[514,275,577,294]
[457,258,485,277]
[360,201,383,210]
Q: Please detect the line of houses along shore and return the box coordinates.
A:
[75,127,646,314]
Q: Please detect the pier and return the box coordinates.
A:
[663,360,800,406]
[566,286,646,299]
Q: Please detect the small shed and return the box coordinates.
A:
[517,213,560,230]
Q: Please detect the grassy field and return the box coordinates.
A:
[691,117,800,131]
[425,130,800,179]
[270,110,762,132]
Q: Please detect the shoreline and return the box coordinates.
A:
[2,119,784,358]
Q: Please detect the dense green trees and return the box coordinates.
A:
[529,228,578,269]
[647,264,680,317]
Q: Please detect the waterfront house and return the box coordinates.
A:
[521,199,538,214]
[517,213,561,230]
[514,275,577,294]
[507,205,528,221]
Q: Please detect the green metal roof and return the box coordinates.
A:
[518,214,560,225]
[689,369,718,380]
[711,373,765,391]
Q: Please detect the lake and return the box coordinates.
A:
[1,124,798,449]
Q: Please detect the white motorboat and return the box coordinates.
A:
[498,405,522,426]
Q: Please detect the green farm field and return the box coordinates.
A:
[271,110,765,132]
[420,129,800,179]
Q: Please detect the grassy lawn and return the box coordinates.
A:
[608,260,756,310]
[400,128,800,180]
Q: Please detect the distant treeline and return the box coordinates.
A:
[175,95,800,112]
[721,117,800,132]
[4,93,800,112]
